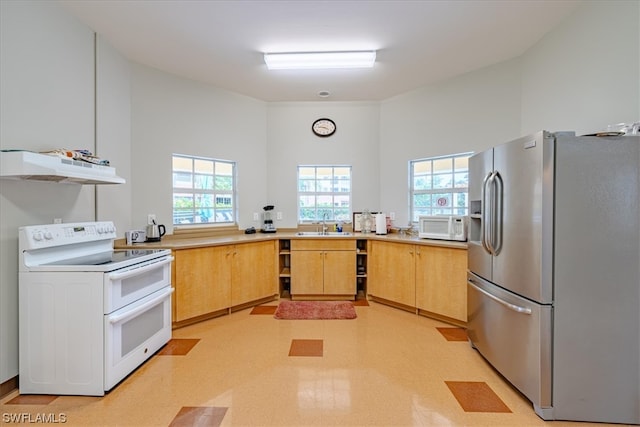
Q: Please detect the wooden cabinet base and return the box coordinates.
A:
[172,294,277,329]
[172,307,230,329]
[368,296,467,327]
[367,295,416,314]
[417,308,466,328]
[230,294,278,313]
[291,294,355,301]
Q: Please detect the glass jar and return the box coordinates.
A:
[362,210,372,233]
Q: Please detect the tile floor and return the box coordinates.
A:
[0,300,621,426]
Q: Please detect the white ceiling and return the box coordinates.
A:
[59,0,582,102]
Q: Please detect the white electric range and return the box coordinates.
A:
[18,221,173,396]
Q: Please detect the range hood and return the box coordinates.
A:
[0,151,125,184]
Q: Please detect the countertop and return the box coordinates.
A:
[114,230,468,250]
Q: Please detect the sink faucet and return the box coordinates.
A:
[322,212,329,235]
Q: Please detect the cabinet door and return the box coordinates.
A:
[231,241,278,306]
[368,241,416,307]
[323,250,357,295]
[174,246,232,322]
[416,246,467,322]
[290,250,324,295]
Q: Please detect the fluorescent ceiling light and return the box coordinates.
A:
[264,51,376,70]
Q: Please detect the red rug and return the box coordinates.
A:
[274,300,357,320]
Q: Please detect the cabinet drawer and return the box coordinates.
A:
[291,239,355,251]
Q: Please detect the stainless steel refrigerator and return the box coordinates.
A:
[467,130,639,424]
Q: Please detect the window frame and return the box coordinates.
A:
[409,152,472,222]
[172,154,237,227]
[297,165,352,223]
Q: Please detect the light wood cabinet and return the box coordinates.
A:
[231,240,278,306]
[174,246,232,322]
[290,239,356,299]
[368,240,467,325]
[290,250,324,294]
[172,235,466,326]
[368,240,416,307]
[415,245,467,323]
[323,250,357,295]
[173,240,278,324]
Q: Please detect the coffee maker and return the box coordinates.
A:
[261,205,276,233]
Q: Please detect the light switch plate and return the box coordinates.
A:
[253,212,259,221]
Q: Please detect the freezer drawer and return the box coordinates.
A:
[467,272,552,417]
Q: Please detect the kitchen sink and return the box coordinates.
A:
[296,231,352,237]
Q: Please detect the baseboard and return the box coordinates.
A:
[367,295,416,313]
[417,308,466,327]
[1,376,18,399]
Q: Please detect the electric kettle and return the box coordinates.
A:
[145,222,166,242]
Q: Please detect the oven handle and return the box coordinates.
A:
[108,287,174,324]
[107,256,174,281]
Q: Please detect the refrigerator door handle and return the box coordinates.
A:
[481,172,495,254]
[468,279,532,315]
[492,171,504,255]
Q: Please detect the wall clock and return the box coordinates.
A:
[312,118,336,137]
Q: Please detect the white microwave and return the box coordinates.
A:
[418,215,468,241]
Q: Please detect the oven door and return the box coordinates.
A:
[104,256,173,313]
[104,286,173,390]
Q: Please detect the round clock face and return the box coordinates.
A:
[312,118,336,137]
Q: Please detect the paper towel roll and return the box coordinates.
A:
[375,213,387,235]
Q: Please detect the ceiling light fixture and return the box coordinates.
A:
[264,51,376,70]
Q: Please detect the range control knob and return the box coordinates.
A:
[44,232,53,240]
[32,232,43,241]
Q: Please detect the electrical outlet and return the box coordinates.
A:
[253,212,259,221]
[276,212,283,220]
[147,214,156,224]
[53,218,62,224]
[390,212,396,220]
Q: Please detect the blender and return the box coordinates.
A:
[261,205,276,233]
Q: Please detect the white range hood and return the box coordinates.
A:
[0,151,125,184]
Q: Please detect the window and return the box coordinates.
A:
[410,153,471,221]
[172,154,236,225]
[298,166,351,222]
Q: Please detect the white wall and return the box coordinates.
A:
[0,2,132,385]
[520,0,640,135]
[266,102,380,228]
[0,1,96,383]
[96,36,133,233]
[130,65,268,232]
[377,0,640,225]
[379,58,523,226]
